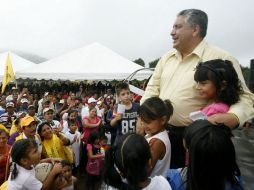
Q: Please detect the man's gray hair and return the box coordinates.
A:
[178,9,208,38]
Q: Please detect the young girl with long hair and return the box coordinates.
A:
[6,139,64,190]
[85,131,104,190]
[138,97,173,177]
[103,133,172,190]
[167,120,243,190]
[193,59,243,118]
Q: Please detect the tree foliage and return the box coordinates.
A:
[149,58,160,68]
[133,58,145,67]
[240,65,250,86]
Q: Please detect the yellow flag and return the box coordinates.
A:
[1,53,15,93]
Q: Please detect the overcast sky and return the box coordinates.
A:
[0,0,253,67]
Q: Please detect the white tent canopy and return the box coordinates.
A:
[0,52,35,81]
[16,43,152,81]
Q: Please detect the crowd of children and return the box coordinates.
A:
[0,59,247,189]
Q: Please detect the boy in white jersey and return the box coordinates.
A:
[65,119,81,172]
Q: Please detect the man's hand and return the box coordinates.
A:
[208,113,239,129]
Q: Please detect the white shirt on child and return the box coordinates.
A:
[146,130,171,177]
[146,176,172,190]
[106,175,171,190]
[65,130,81,167]
[62,120,69,134]
[62,184,74,190]
[7,164,42,190]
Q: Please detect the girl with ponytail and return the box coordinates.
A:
[103,133,172,190]
[6,139,64,190]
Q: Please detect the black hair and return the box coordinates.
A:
[42,100,50,106]
[116,82,130,96]
[103,133,151,190]
[186,121,242,190]
[88,106,96,112]
[87,131,100,145]
[67,119,76,127]
[10,139,38,180]
[100,135,108,141]
[194,59,243,105]
[67,109,77,116]
[138,97,173,126]
[178,9,208,38]
[37,121,51,141]
[184,120,215,150]
[61,160,72,167]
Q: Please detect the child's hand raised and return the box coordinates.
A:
[53,128,61,135]
[115,113,122,121]
[51,163,63,175]
[73,134,78,142]
[71,135,78,144]
[69,101,76,108]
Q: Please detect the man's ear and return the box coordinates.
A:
[192,25,200,37]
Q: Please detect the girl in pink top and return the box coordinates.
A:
[86,131,104,190]
[194,59,243,117]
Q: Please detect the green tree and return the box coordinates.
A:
[149,58,160,68]
[240,65,250,86]
[133,58,145,67]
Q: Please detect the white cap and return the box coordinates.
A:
[21,98,29,104]
[43,107,54,114]
[88,97,97,104]
[6,102,15,108]
[6,95,14,102]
